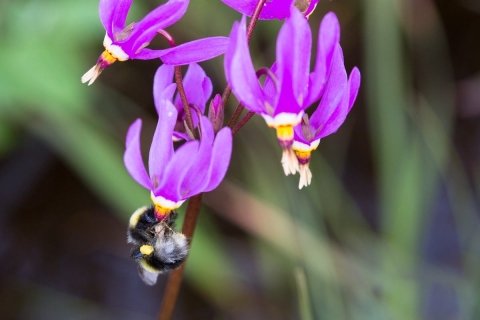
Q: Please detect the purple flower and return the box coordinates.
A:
[82,0,230,85]
[224,8,344,176]
[222,0,319,20]
[124,73,232,218]
[153,64,213,141]
[293,55,360,189]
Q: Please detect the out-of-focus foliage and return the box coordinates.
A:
[1,0,480,319]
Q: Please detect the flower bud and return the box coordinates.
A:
[208,94,224,133]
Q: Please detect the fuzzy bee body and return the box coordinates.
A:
[127,206,189,285]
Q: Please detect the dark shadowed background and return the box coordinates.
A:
[1,0,480,319]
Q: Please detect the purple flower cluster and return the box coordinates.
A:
[83,0,360,215]
[225,7,360,188]
[124,71,232,215]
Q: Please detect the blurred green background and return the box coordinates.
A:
[1,0,480,319]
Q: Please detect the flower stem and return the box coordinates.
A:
[221,0,267,110]
[174,66,195,134]
[157,193,203,320]
[227,103,245,129]
[157,29,195,134]
[157,2,266,319]
[232,111,255,135]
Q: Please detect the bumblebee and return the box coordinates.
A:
[127,205,178,244]
[127,206,189,285]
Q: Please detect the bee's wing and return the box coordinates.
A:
[138,265,159,286]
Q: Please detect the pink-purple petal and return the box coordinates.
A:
[153,65,175,107]
[99,0,117,37]
[126,0,189,54]
[155,140,199,200]
[348,67,361,112]
[179,117,214,196]
[316,87,348,139]
[172,131,191,141]
[222,0,294,20]
[158,37,230,65]
[274,7,311,114]
[225,18,266,114]
[124,119,154,190]
[149,100,177,183]
[174,63,212,112]
[132,48,169,60]
[309,44,347,130]
[111,0,134,34]
[203,127,233,192]
[316,67,358,139]
[305,11,341,106]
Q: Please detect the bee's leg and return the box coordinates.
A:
[152,235,159,247]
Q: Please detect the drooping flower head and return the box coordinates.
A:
[293,56,360,189]
[124,66,232,218]
[82,0,230,85]
[224,7,343,176]
[222,0,319,20]
[153,64,213,141]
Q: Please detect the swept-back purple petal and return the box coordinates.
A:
[122,0,189,55]
[124,119,153,190]
[222,0,294,20]
[316,67,359,139]
[274,7,311,114]
[202,127,232,192]
[179,117,214,196]
[316,86,348,139]
[173,63,212,112]
[348,67,361,112]
[157,37,230,65]
[225,18,266,114]
[262,63,278,108]
[172,131,190,141]
[154,83,176,116]
[111,0,134,34]
[309,44,347,130]
[149,100,177,183]
[99,0,117,37]
[155,140,199,200]
[201,77,213,110]
[153,65,175,105]
[305,12,340,106]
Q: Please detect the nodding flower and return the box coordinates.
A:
[222,0,319,20]
[224,8,355,179]
[124,66,232,218]
[153,64,213,142]
[293,62,360,189]
[82,0,230,85]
